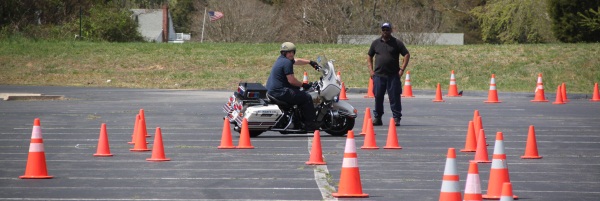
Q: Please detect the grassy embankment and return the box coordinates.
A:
[1,40,598,93]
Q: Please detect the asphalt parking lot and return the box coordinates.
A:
[1,85,599,200]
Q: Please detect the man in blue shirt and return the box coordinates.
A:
[266,42,320,131]
[367,22,411,127]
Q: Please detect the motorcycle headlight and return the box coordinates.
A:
[334,95,339,102]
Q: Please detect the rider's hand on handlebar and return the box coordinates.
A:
[309,61,319,70]
[302,83,311,90]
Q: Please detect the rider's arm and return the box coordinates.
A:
[294,58,311,65]
[286,74,303,87]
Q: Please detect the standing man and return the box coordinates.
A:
[367,22,410,126]
[266,42,320,132]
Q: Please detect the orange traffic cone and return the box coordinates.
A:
[473,110,481,140]
[364,77,375,98]
[484,74,501,103]
[360,107,372,135]
[474,116,488,145]
[447,70,461,97]
[472,110,480,123]
[147,127,170,161]
[591,83,600,102]
[433,83,445,102]
[218,118,235,149]
[94,123,113,157]
[128,114,140,144]
[552,85,565,104]
[130,118,151,152]
[402,70,415,97]
[464,162,483,201]
[470,129,491,163]
[337,71,342,81]
[339,82,349,100]
[384,118,402,149]
[20,118,53,179]
[332,130,369,198]
[474,116,483,137]
[237,118,254,149]
[306,130,326,165]
[531,73,549,102]
[439,148,461,201]
[361,118,379,149]
[561,82,569,102]
[461,121,477,152]
[302,72,309,84]
[139,109,150,137]
[483,132,518,199]
[521,125,542,159]
[500,182,515,201]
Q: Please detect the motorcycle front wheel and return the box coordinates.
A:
[322,116,355,136]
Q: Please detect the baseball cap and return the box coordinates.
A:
[381,22,391,28]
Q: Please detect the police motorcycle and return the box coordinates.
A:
[222,56,357,137]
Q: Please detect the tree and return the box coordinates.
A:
[171,0,206,33]
[434,0,486,44]
[548,0,600,43]
[578,7,600,32]
[471,0,555,44]
[80,3,144,42]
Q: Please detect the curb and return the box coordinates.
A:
[1,93,65,101]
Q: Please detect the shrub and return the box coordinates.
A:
[548,0,600,43]
[78,4,144,42]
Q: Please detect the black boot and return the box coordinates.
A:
[372,117,383,126]
[393,118,401,126]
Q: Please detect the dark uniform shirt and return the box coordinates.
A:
[266,55,296,93]
[368,36,409,77]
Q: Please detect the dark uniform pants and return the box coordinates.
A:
[268,88,316,123]
[373,74,403,120]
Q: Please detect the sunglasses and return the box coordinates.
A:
[382,28,391,32]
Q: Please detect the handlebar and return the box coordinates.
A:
[313,65,322,71]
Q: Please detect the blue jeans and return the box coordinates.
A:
[373,74,403,120]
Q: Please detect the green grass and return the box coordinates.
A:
[0,40,598,93]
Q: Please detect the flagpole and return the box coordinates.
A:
[201,7,207,43]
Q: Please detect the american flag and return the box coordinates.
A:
[209,11,224,22]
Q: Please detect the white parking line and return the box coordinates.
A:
[307,137,337,201]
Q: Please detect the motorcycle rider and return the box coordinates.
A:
[266,42,320,132]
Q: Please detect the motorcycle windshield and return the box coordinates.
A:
[316,55,331,77]
[316,55,328,67]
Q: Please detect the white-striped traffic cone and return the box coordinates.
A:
[499,182,515,201]
[531,73,548,102]
[483,132,518,199]
[402,70,415,97]
[464,162,483,201]
[447,70,461,97]
[439,148,461,201]
[20,118,53,179]
[302,72,309,84]
[332,130,369,198]
[484,74,501,103]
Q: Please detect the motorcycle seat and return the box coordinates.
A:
[266,93,293,109]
